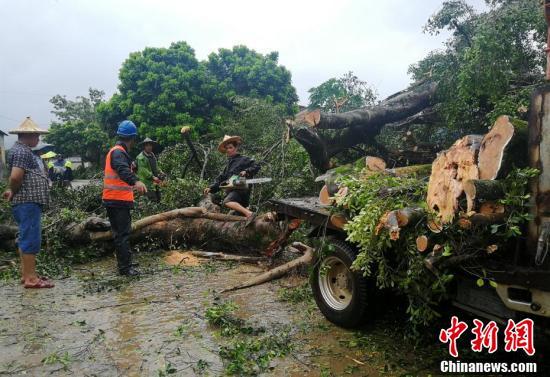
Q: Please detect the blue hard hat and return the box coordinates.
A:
[116,120,138,137]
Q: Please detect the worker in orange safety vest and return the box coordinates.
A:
[103,120,147,276]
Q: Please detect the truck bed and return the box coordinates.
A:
[268,197,343,231]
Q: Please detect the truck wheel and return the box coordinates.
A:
[310,240,371,328]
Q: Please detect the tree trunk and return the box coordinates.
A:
[66,209,282,253]
[463,179,506,212]
[291,82,438,170]
[295,81,437,130]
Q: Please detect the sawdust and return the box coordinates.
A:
[163,250,203,266]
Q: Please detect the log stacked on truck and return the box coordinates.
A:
[321,115,520,253]
[427,115,514,224]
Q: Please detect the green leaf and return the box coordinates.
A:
[489,280,498,288]
[476,278,485,287]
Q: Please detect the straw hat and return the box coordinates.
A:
[9,117,48,134]
[218,135,242,153]
[139,137,158,146]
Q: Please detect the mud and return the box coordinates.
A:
[0,252,451,376]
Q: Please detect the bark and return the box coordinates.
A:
[296,81,437,130]
[66,209,281,253]
[291,82,438,170]
[222,242,315,292]
[424,253,480,274]
[463,179,506,212]
[468,212,507,225]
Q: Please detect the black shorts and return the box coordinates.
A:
[223,190,250,207]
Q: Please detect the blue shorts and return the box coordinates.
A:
[12,203,42,254]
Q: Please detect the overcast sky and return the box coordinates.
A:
[0,0,486,146]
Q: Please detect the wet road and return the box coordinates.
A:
[0,253,447,376]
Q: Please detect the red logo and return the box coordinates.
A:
[439,316,468,357]
[504,318,535,356]
[471,319,499,353]
[439,317,536,357]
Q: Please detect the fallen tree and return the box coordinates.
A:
[65,208,282,253]
[290,81,438,170]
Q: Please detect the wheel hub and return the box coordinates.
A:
[319,256,353,310]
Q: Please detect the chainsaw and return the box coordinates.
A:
[220,175,272,191]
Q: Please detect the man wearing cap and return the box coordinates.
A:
[103,120,147,276]
[135,137,165,202]
[203,135,260,219]
[2,117,53,288]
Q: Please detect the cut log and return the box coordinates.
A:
[329,214,348,229]
[365,156,386,172]
[463,179,506,212]
[319,185,333,205]
[426,135,483,223]
[395,207,425,227]
[416,235,429,252]
[457,218,472,230]
[478,115,515,180]
[478,202,505,215]
[376,207,424,240]
[222,242,315,292]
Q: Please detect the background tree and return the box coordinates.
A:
[292,0,545,170]
[46,88,110,166]
[98,42,298,145]
[308,71,377,113]
[409,0,545,133]
[206,46,298,112]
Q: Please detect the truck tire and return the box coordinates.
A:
[310,240,372,328]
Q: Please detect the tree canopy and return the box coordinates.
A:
[307,71,377,113]
[46,88,110,165]
[409,0,545,132]
[98,42,298,145]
